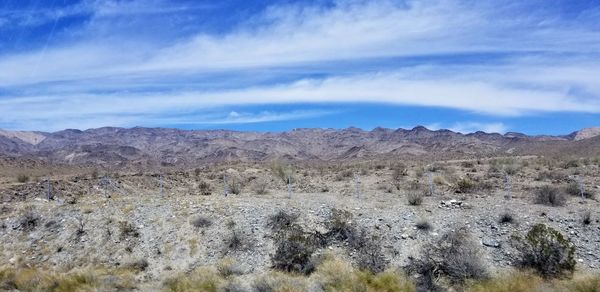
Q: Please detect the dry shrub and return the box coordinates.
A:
[252,177,269,195]
[455,177,476,193]
[335,169,354,181]
[17,207,40,232]
[217,258,244,278]
[198,180,212,196]
[119,221,140,240]
[535,186,566,206]
[226,175,243,195]
[499,212,515,224]
[323,209,387,273]
[267,210,298,232]
[16,174,29,183]
[415,219,433,231]
[581,211,592,226]
[406,192,423,206]
[350,229,387,273]
[391,163,408,189]
[190,215,212,229]
[271,227,317,275]
[565,182,595,199]
[127,259,149,272]
[408,227,487,290]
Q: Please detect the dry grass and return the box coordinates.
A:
[163,267,222,292]
[311,255,416,292]
[467,271,546,292]
[467,272,600,292]
[0,266,135,292]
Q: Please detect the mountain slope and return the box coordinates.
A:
[0,126,597,166]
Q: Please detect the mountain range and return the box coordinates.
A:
[0,126,599,167]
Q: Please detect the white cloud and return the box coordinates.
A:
[0,0,599,131]
[1,0,598,87]
[1,69,599,131]
[449,122,509,134]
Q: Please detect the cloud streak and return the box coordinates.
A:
[0,0,598,131]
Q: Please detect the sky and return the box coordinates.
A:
[0,0,599,135]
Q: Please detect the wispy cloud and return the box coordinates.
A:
[426,122,509,134]
[0,0,598,131]
[449,122,509,134]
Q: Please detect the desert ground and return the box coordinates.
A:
[1,155,599,291]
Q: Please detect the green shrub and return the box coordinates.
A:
[513,224,576,278]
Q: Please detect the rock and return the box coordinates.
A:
[482,238,501,248]
[401,233,409,239]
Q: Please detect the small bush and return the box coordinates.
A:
[565,182,595,199]
[335,169,354,181]
[271,228,317,275]
[128,259,149,272]
[91,169,99,179]
[391,163,408,189]
[535,186,565,206]
[415,219,433,231]
[456,177,475,193]
[119,221,140,240]
[350,229,387,273]
[582,211,592,225]
[536,170,566,182]
[17,208,40,232]
[322,209,387,273]
[504,164,519,175]
[252,178,269,195]
[406,192,423,206]
[190,216,213,229]
[271,161,294,184]
[324,209,355,241]
[198,181,212,196]
[563,160,580,169]
[216,258,243,277]
[408,227,487,289]
[461,161,475,168]
[16,174,29,183]
[513,223,576,278]
[226,176,243,195]
[267,210,298,232]
[226,230,247,252]
[498,212,515,224]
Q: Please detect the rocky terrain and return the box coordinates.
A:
[0,126,599,291]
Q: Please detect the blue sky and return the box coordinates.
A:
[0,0,599,135]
